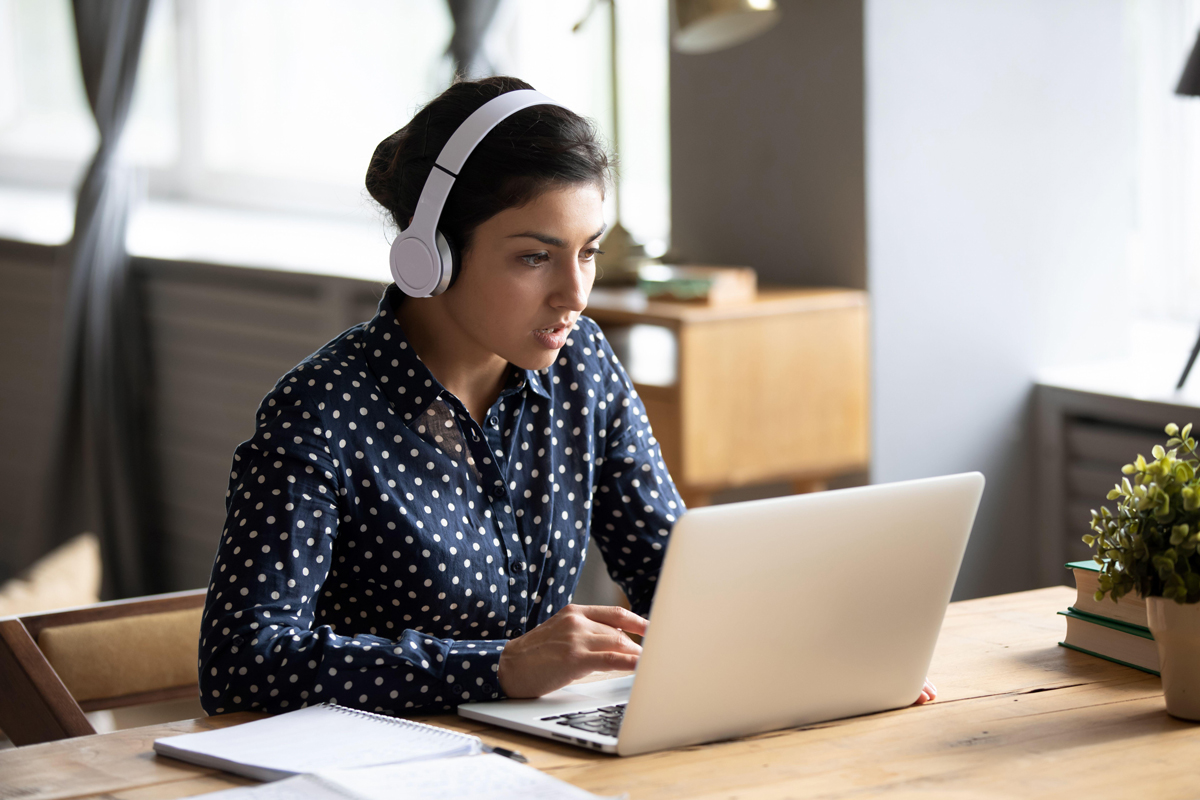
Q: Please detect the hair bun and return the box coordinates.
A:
[365,130,406,220]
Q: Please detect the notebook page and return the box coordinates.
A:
[154,704,481,780]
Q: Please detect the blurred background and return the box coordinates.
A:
[3,0,1200,623]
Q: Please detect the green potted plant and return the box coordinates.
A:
[1087,422,1200,719]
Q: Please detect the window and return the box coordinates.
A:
[0,0,96,184]
[0,0,670,255]
[1129,0,1200,321]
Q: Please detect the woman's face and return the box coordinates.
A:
[444,182,606,371]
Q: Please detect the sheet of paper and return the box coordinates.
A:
[196,755,621,800]
[322,755,619,800]
[196,776,354,800]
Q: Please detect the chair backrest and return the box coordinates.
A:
[0,589,205,746]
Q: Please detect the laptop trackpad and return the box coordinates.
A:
[458,674,634,724]
[557,675,634,701]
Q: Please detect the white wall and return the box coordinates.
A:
[867,0,1136,598]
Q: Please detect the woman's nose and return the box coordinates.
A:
[553,264,590,312]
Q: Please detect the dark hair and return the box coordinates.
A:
[366,76,611,256]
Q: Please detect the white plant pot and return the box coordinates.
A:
[1146,596,1200,721]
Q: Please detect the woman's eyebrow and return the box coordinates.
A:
[507,225,608,248]
[508,232,566,247]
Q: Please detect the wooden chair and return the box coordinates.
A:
[0,588,206,746]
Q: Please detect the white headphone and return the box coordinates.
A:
[389,89,568,297]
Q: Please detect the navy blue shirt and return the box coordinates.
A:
[198,285,684,715]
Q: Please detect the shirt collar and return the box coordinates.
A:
[524,368,550,399]
[363,286,550,423]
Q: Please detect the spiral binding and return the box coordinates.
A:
[321,702,480,745]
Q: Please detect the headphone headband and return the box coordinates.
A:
[390,89,568,297]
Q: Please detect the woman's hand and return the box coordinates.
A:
[497,604,648,698]
[914,677,937,705]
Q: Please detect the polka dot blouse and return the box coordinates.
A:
[198,285,684,716]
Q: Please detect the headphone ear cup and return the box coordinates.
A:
[431,230,458,295]
[390,234,441,297]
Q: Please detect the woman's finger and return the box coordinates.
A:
[592,628,642,655]
[577,649,641,673]
[575,605,649,636]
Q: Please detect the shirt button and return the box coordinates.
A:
[487,415,499,428]
[512,561,527,571]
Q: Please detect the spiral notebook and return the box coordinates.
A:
[153,704,483,781]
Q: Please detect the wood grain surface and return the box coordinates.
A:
[2,587,1191,800]
[585,287,867,327]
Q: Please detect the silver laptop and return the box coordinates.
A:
[458,472,984,756]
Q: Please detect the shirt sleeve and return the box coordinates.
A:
[587,326,685,617]
[198,380,506,716]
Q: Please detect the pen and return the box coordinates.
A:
[484,744,528,763]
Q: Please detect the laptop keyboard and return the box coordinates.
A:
[539,704,626,738]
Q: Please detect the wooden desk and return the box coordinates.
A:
[3,587,1195,799]
[584,287,869,506]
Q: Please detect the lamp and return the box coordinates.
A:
[1174,29,1200,390]
[582,0,782,285]
[574,0,646,285]
[673,0,780,55]
[1178,29,1200,96]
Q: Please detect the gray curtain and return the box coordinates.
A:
[446,0,504,80]
[45,0,159,598]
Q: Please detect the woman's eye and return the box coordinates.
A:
[582,248,604,262]
[520,252,550,267]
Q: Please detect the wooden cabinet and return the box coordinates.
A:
[584,287,870,506]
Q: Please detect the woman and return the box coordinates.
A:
[198,76,679,715]
[197,76,936,716]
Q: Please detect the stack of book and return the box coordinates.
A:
[1058,560,1159,675]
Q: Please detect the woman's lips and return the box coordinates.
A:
[532,324,569,350]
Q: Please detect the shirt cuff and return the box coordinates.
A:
[443,639,507,703]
